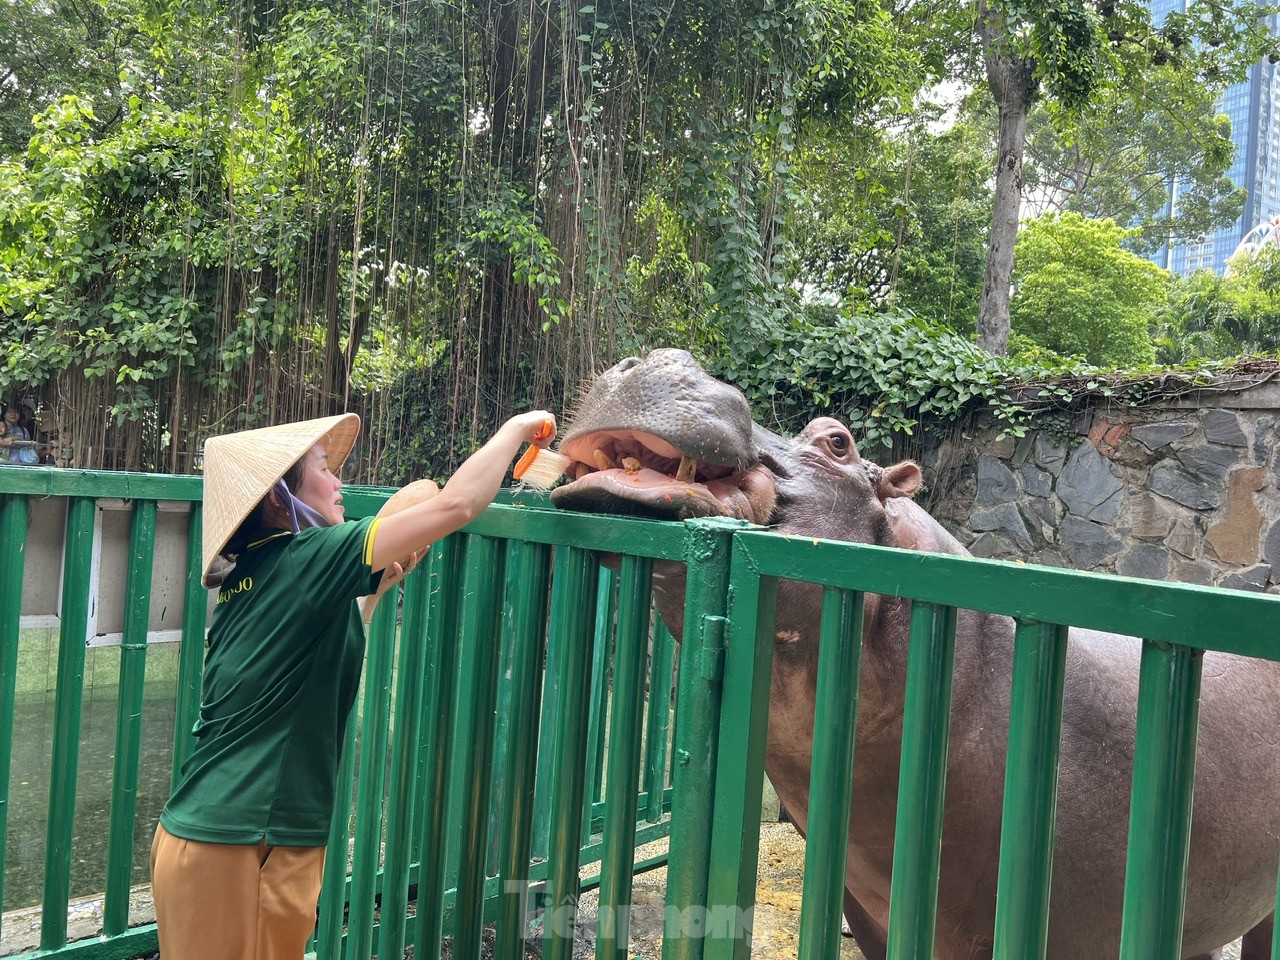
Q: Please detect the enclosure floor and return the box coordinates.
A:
[575,823,1245,960]
[576,822,867,960]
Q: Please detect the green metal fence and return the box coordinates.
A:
[3,464,1280,960]
[0,467,685,960]
[695,529,1280,960]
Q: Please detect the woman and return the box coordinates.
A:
[151,409,555,960]
[1,402,33,464]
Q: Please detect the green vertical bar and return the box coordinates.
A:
[0,493,29,931]
[644,619,675,823]
[344,593,398,960]
[495,540,553,960]
[796,588,865,960]
[596,555,654,960]
[1118,641,1204,960]
[533,569,573,862]
[316,712,357,960]
[41,496,95,951]
[543,546,600,960]
[582,568,616,842]
[993,619,1069,960]
[885,602,958,960]
[104,499,158,936]
[661,517,743,960]
[412,536,464,960]
[455,536,508,959]
[487,573,519,879]
[171,502,206,790]
[702,555,777,960]
[378,558,434,960]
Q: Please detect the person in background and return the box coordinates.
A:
[1,402,36,465]
[150,409,555,960]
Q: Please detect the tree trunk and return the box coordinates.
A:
[977,2,1037,356]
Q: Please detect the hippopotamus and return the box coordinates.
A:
[547,349,1280,960]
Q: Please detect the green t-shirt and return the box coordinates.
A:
[161,516,384,846]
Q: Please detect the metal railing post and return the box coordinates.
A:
[1118,641,1204,960]
[661,517,744,960]
[993,620,1070,959]
[0,492,29,932]
[104,499,158,936]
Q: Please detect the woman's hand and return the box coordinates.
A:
[360,549,422,624]
[377,550,422,597]
[503,410,557,449]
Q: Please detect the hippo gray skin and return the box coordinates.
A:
[548,349,1280,960]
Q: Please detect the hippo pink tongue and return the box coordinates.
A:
[551,465,772,522]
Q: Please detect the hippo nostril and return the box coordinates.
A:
[614,357,643,372]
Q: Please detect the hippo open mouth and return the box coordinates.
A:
[551,428,776,522]
[547,350,777,523]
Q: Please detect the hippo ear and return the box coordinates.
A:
[877,461,921,501]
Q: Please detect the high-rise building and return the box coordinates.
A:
[1149,1,1280,275]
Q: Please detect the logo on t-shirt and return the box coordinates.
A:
[216,577,254,605]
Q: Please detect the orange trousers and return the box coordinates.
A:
[150,824,326,960]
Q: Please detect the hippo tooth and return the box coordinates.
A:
[593,449,616,471]
[621,456,642,475]
[574,463,590,480]
[675,456,699,482]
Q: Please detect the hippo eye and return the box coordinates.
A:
[829,434,848,453]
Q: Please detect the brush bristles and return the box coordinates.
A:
[518,448,573,490]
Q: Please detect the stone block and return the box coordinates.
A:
[1030,548,1068,568]
[1012,432,1036,467]
[1025,495,1060,529]
[1252,415,1273,464]
[1020,502,1054,543]
[1202,409,1247,447]
[1131,420,1194,451]
[1125,491,1177,540]
[1059,516,1123,570]
[988,436,1017,460]
[1018,463,1053,498]
[977,454,1019,505]
[1175,443,1241,481]
[969,532,1020,559]
[1148,461,1221,511]
[970,503,1032,550]
[1167,516,1201,560]
[1034,436,1067,476]
[1058,442,1125,522]
[1219,564,1271,592]
[1170,559,1213,586]
[1205,466,1266,565]
[1264,519,1280,566]
[1116,544,1170,581]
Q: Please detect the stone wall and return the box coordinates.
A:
[923,381,1280,591]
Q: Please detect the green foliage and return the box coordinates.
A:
[1026,64,1245,253]
[719,304,1039,449]
[1011,212,1166,366]
[1155,251,1280,362]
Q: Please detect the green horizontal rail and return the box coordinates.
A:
[0,465,201,500]
[732,531,1280,659]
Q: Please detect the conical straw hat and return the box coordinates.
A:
[201,414,360,587]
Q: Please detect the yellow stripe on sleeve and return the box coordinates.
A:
[364,517,383,567]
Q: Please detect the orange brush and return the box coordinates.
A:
[513,419,572,490]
